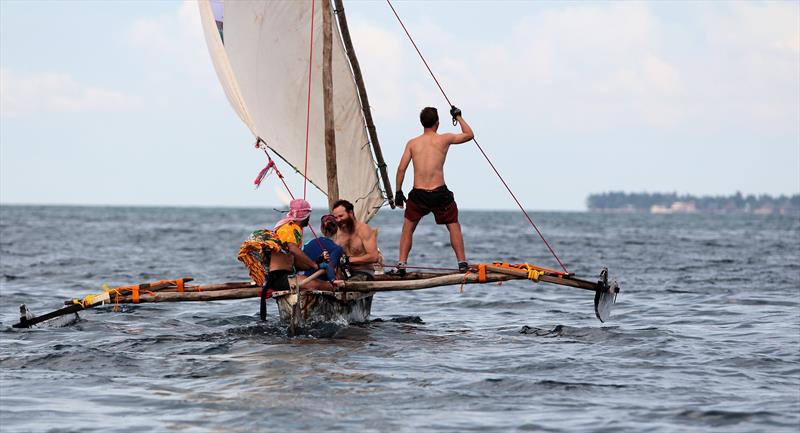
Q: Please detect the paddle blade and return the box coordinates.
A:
[594,279,618,323]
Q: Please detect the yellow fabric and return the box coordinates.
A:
[275,221,303,248]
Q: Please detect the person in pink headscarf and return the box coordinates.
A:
[266,199,328,295]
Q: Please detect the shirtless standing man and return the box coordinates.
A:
[331,199,381,280]
[394,106,474,275]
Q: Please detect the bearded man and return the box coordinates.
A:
[331,199,381,281]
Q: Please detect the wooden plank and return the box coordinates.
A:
[114,287,262,303]
[161,281,255,292]
[12,304,84,328]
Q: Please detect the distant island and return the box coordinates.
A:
[587,192,800,215]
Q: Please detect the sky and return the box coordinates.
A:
[1,0,798,211]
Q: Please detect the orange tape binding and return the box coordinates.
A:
[176,278,185,293]
[478,264,487,283]
[132,285,140,304]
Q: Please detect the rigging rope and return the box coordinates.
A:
[257,140,329,266]
[302,0,317,199]
[385,0,570,274]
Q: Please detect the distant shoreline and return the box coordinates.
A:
[587,192,800,216]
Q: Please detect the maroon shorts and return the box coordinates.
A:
[404,185,459,225]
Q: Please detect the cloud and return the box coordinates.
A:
[478,2,688,129]
[126,1,211,83]
[363,1,797,132]
[0,67,136,117]
[348,20,410,121]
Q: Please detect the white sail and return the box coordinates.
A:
[198,0,385,221]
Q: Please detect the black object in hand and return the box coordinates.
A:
[395,190,406,208]
[450,105,462,124]
[339,255,352,280]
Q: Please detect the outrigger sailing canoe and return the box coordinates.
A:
[13,0,619,331]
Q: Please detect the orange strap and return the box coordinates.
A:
[176,279,185,293]
[132,285,140,304]
[478,264,487,283]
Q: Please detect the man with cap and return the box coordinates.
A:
[266,198,328,295]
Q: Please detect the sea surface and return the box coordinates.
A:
[0,205,798,432]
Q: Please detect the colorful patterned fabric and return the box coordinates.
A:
[274,221,303,249]
[237,228,283,286]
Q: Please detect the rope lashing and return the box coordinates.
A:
[459,269,472,293]
[493,262,569,278]
[385,0,570,274]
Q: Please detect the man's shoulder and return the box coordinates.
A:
[435,132,456,145]
[411,132,452,147]
[356,222,375,238]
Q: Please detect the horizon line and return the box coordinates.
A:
[0,201,585,213]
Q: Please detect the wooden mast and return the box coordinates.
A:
[322,0,340,210]
[332,0,395,208]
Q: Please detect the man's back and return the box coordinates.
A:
[408,132,451,190]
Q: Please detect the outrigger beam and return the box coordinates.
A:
[11,267,619,328]
[334,266,619,322]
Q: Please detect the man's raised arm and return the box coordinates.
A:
[394,142,412,208]
[447,107,474,144]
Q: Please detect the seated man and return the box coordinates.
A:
[331,199,381,281]
[301,214,343,290]
[268,199,327,294]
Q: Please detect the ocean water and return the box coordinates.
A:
[0,205,798,432]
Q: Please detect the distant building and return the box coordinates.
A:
[650,201,697,214]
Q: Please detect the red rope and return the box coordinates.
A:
[258,142,328,255]
[385,1,451,107]
[385,0,569,274]
[302,0,317,199]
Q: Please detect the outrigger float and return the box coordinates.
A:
[13,1,621,330]
[13,263,618,330]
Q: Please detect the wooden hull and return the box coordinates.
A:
[273,291,374,326]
